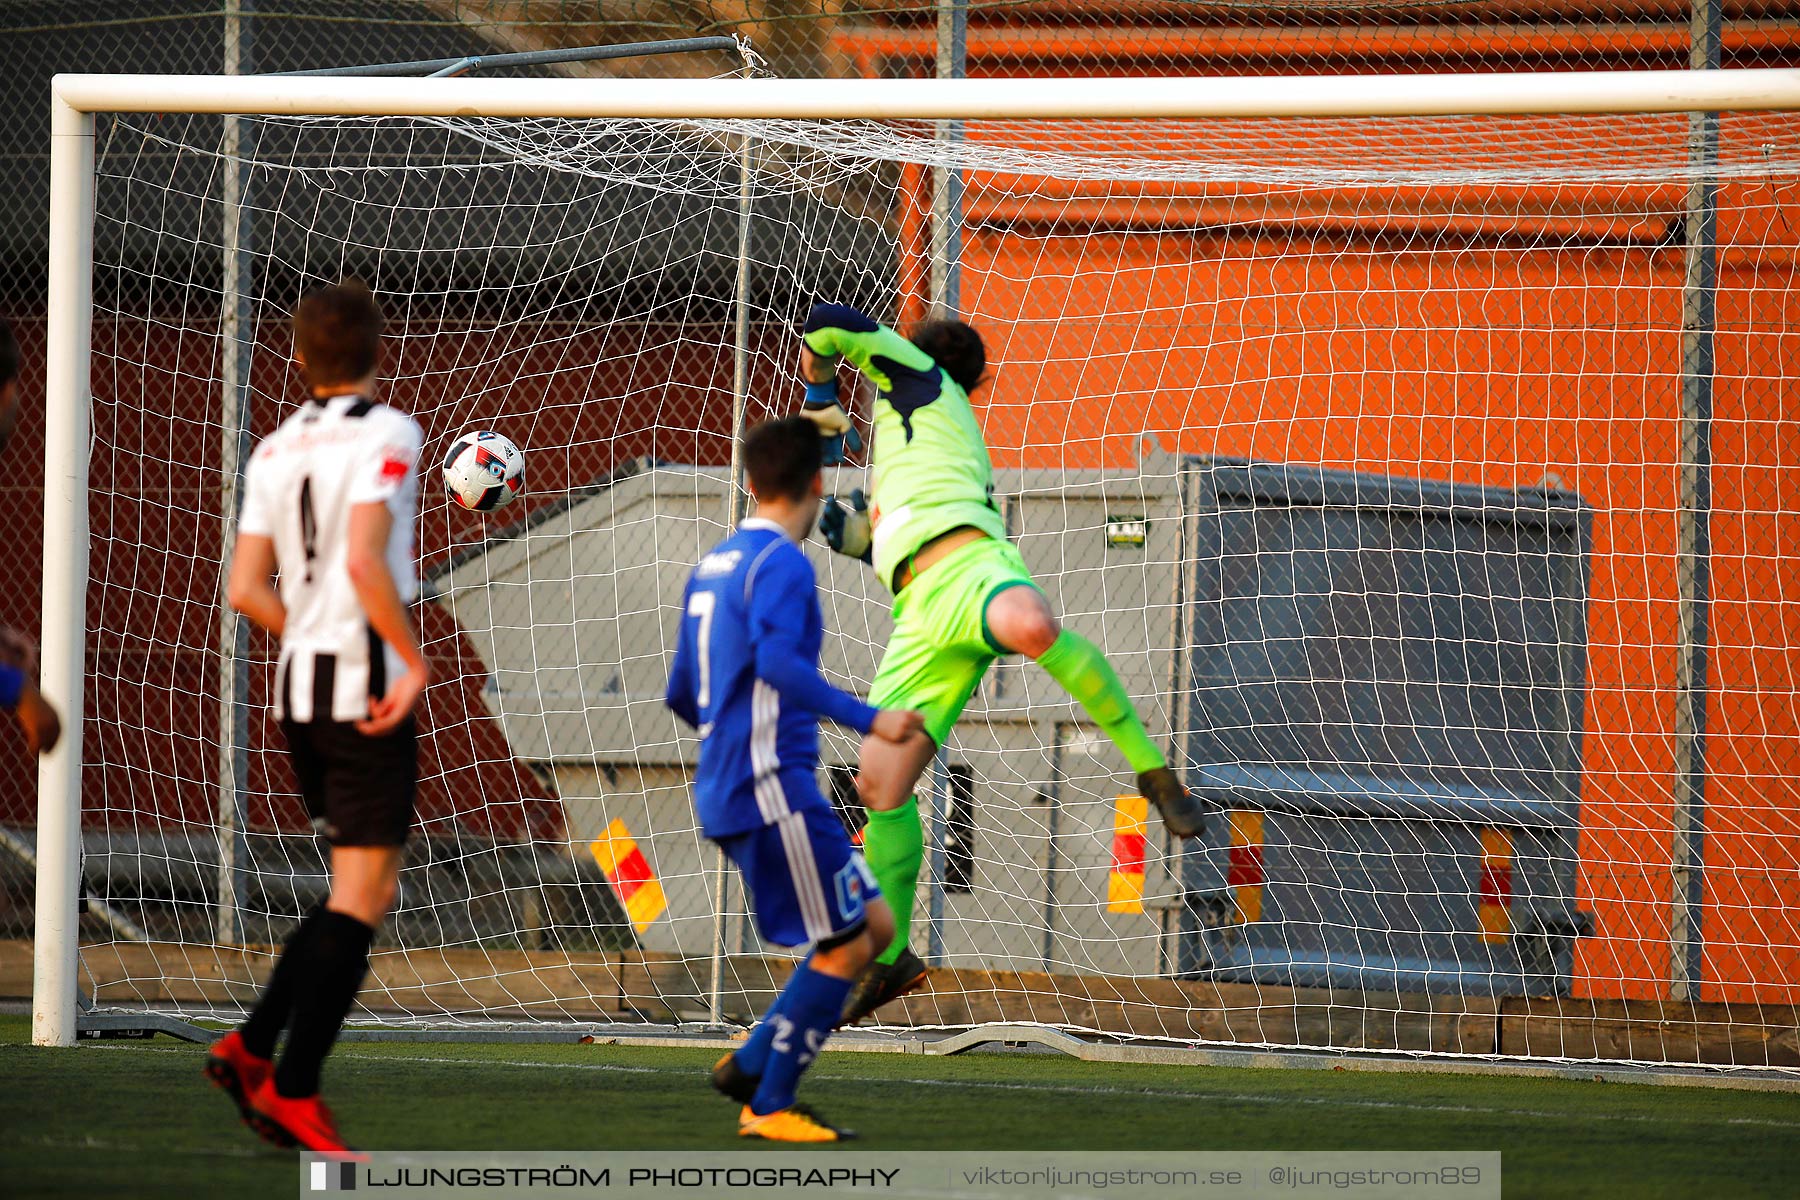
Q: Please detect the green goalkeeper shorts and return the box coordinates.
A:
[867,535,1041,747]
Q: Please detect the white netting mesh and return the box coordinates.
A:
[64,103,1800,1066]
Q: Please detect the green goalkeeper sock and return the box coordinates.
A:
[1037,629,1167,774]
[861,798,925,966]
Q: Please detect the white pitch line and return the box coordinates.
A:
[72,1044,1800,1131]
[8,1132,266,1160]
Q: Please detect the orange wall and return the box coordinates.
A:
[952,220,1798,1003]
[848,3,1800,998]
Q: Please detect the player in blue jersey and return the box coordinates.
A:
[666,417,926,1142]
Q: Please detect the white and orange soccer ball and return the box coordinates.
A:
[442,430,526,512]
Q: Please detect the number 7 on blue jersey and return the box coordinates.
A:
[686,590,716,713]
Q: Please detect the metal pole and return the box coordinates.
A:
[731,51,754,523]
[277,37,744,78]
[1165,459,1197,977]
[427,58,481,80]
[707,49,758,1027]
[34,96,95,1047]
[925,748,949,966]
[923,3,962,960]
[705,849,730,1026]
[215,0,255,949]
[930,2,967,319]
[1040,728,1066,971]
[1671,0,1721,1005]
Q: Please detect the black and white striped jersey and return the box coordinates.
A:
[238,394,424,724]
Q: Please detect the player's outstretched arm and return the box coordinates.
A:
[756,638,922,744]
[753,629,881,735]
[226,532,286,638]
[345,501,430,735]
[748,548,885,734]
[798,301,921,465]
[800,303,921,379]
[800,302,937,389]
[797,340,862,466]
[869,707,927,744]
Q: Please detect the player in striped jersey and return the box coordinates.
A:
[667,418,924,1142]
[203,281,426,1158]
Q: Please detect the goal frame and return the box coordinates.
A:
[34,67,1800,1049]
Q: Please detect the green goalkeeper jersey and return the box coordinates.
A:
[802,303,1007,592]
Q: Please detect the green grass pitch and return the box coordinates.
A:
[1,1015,1794,1198]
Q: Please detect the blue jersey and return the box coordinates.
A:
[665,518,879,839]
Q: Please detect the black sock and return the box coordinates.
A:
[273,908,375,1098]
[238,906,326,1060]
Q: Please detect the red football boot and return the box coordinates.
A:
[246,1079,365,1161]
[203,1031,279,1136]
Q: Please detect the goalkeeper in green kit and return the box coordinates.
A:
[796,303,1206,1023]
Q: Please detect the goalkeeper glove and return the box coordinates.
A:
[819,488,873,563]
[799,380,864,466]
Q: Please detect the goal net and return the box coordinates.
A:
[41,86,1800,1069]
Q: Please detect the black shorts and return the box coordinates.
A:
[279,717,419,847]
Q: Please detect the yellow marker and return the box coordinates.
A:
[1107,795,1148,913]
[591,818,668,934]
[1478,826,1513,944]
[1228,809,1265,924]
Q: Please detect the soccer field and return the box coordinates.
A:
[0,1016,1793,1199]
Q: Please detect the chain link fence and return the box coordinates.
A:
[8,2,1796,278]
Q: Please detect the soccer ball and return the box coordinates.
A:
[442,430,526,512]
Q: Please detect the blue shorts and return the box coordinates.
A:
[717,805,881,949]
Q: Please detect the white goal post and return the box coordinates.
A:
[34,69,1800,1056]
